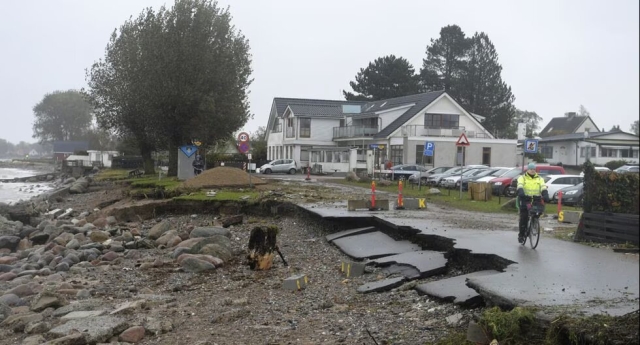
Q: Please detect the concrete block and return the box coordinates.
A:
[559,210,582,224]
[340,261,366,278]
[347,199,389,211]
[396,198,427,210]
[283,274,308,291]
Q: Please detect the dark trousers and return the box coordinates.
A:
[518,207,529,236]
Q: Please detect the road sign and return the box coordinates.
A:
[238,142,250,154]
[455,133,470,147]
[247,153,252,160]
[524,139,539,153]
[423,141,435,156]
[179,145,197,158]
[369,144,385,149]
[237,132,250,143]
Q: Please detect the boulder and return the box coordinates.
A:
[148,221,172,240]
[119,326,145,343]
[155,230,179,246]
[31,291,66,312]
[48,315,128,344]
[0,301,10,322]
[197,243,232,262]
[0,235,20,251]
[180,257,216,273]
[89,231,109,243]
[189,227,230,239]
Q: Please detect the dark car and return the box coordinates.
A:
[553,183,583,206]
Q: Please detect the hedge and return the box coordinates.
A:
[583,161,639,214]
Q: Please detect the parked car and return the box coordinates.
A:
[427,165,487,186]
[552,183,583,206]
[543,175,583,197]
[489,169,528,196]
[579,166,610,177]
[459,167,513,191]
[408,166,453,184]
[614,165,639,174]
[385,164,429,180]
[259,159,297,174]
[441,168,490,189]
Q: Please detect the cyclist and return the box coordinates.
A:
[516,163,549,243]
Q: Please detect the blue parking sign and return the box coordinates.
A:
[424,141,435,156]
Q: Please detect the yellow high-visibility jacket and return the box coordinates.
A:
[516,173,547,196]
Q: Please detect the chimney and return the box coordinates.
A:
[564,112,577,118]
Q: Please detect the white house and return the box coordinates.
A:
[537,113,639,166]
[87,150,120,168]
[265,91,518,174]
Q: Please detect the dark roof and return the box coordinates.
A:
[538,116,600,137]
[373,91,446,138]
[538,129,638,143]
[52,141,89,153]
[287,103,344,117]
[273,98,365,117]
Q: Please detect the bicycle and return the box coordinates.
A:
[521,195,544,249]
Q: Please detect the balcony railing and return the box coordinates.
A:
[286,127,295,138]
[402,125,491,138]
[333,126,379,139]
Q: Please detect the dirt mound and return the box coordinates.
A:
[182,167,266,189]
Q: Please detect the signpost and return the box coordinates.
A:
[369,144,385,180]
[238,132,252,187]
[456,133,470,199]
[420,141,435,190]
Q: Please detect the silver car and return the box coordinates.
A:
[260,159,298,174]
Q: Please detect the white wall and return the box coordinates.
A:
[575,118,600,133]
[404,138,518,167]
[377,106,412,131]
[401,96,488,136]
[299,117,340,142]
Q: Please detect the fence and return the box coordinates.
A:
[575,212,639,246]
[112,156,144,169]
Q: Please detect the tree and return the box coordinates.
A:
[32,90,93,144]
[250,126,267,161]
[343,55,421,101]
[419,24,470,97]
[513,109,543,137]
[631,120,639,135]
[609,125,621,131]
[86,0,252,175]
[0,139,14,157]
[578,105,590,117]
[459,32,515,137]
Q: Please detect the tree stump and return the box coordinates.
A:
[247,226,279,270]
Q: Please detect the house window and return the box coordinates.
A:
[541,146,553,159]
[600,148,617,158]
[415,145,434,165]
[287,118,294,128]
[620,148,638,158]
[390,145,403,165]
[300,118,311,138]
[339,119,345,127]
[482,147,491,166]
[272,120,282,133]
[424,114,460,129]
[579,147,596,158]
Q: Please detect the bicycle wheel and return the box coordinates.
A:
[529,217,540,249]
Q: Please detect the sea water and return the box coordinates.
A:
[0,166,54,204]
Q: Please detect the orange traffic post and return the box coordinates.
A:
[396,180,405,209]
[557,190,563,214]
[369,181,376,210]
[305,164,311,181]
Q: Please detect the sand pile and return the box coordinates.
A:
[182,167,267,189]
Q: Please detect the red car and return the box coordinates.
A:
[490,165,566,196]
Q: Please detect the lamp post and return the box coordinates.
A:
[583,130,590,162]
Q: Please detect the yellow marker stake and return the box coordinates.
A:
[304,276,308,284]
[347,264,351,278]
[296,280,301,290]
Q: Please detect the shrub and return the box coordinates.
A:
[358,175,371,184]
[583,161,639,214]
[604,159,630,170]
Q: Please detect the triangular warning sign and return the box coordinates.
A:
[456,133,470,146]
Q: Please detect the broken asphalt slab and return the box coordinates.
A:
[369,250,447,279]
[330,231,420,259]
[416,270,501,307]
[325,226,376,242]
[357,277,406,293]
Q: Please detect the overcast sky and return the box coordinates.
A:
[0,0,638,144]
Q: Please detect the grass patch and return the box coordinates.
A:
[546,312,639,345]
[428,332,471,345]
[173,190,261,201]
[128,176,182,190]
[94,169,132,181]
[479,307,539,343]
